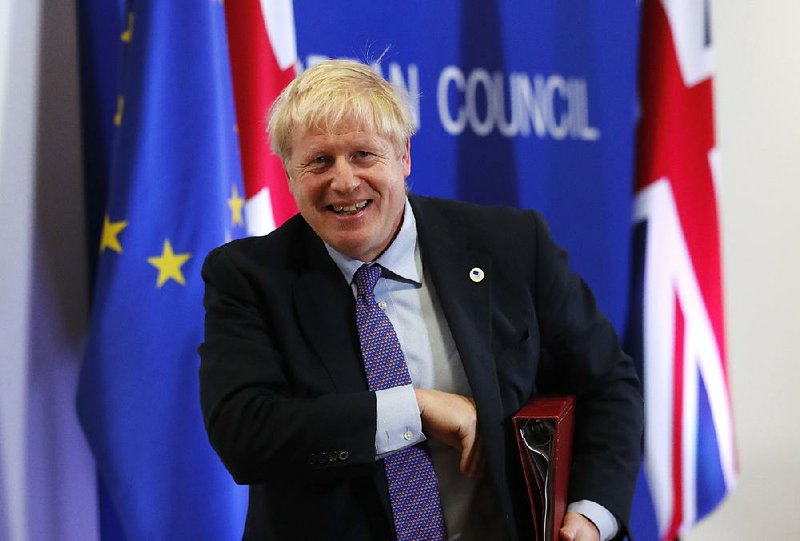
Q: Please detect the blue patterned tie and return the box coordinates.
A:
[354,264,447,540]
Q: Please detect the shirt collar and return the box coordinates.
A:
[324,198,421,286]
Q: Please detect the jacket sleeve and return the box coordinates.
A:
[529,211,644,531]
[198,246,378,485]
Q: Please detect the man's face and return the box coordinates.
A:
[286,119,410,262]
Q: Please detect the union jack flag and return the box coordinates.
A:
[224,0,298,234]
[627,1,737,539]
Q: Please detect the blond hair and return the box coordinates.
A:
[268,59,415,163]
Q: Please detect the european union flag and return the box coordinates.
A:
[77,1,248,539]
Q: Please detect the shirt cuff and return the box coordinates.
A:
[375,384,425,458]
[567,500,619,541]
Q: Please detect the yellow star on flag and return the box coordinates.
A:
[228,184,245,227]
[114,95,125,127]
[120,12,134,43]
[99,214,128,253]
[147,239,191,288]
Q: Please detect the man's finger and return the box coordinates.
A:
[559,525,576,541]
[464,436,484,480]
[559,512,599,541]
[458,427,476,474]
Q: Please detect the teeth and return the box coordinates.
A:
[332,200,368,213]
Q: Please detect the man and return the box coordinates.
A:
[199,59,643,540]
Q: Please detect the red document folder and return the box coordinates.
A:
[513,395,576,541]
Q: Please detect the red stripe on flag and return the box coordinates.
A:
[667,294,686,540]
[224,0,297,227]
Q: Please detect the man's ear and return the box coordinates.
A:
[402,138,411,177]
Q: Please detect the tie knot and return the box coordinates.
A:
[354,264,382,298]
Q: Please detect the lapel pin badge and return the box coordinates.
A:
[469,267,485,283]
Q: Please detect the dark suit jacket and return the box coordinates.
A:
[199,195,643,540]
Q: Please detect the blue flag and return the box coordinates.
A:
[77,1,248,539]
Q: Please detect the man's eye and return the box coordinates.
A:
[355,151,375,159]
[312,156,329,164]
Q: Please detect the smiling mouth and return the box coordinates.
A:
[329,200,370,215]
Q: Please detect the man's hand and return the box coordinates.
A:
[414,389,484,479]
[559,511,601,541]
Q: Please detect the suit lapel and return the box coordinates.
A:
[291,228,369,393]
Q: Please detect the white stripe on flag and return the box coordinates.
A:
[245,188,277,236]
[260,0,297,70]
[663,0,715,86]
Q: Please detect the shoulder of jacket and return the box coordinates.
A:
[410,193,544,239]
[205,213,311,267]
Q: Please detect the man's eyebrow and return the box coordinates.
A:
[297,145,329,159]
[351,137,389,151]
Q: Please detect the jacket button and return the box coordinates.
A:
[338,450,350,461]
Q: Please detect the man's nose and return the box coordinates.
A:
[329,158,358,192]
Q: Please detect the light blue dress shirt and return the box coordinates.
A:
[325,199,618,541]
